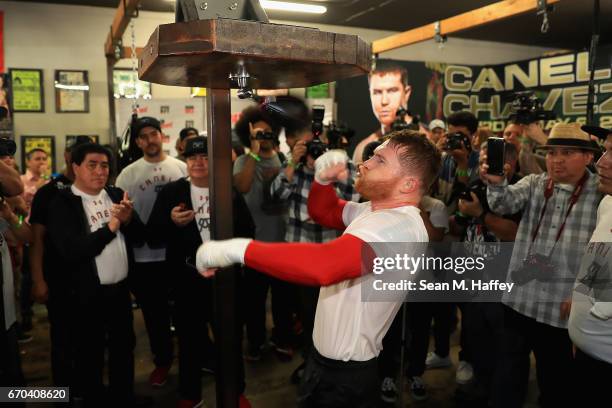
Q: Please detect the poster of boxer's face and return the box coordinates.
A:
[368,70,411,131]
[0,73,13,139]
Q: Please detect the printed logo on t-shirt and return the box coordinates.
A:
[575,242,612,301]
[195,194,210,232]
[139,172,176,193]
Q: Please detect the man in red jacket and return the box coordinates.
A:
[197,130,441,407]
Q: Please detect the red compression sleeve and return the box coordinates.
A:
[244,234,369,286]
[307,182,347,230]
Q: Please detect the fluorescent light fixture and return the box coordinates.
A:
[260,1,327,14]
[54,83,90,91]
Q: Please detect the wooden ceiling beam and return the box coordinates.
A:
[104,0,142,62]
[372,0,561,55]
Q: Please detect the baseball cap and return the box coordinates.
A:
[429,119,446,131]
[132,116,162,138]
[184,137,208,157]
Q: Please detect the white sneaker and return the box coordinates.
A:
[425,351,452,369]
[455,360,474,384]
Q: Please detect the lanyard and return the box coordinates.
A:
[530,172,589,244]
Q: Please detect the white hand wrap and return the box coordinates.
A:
[196,238,252,271]
[314,149,349,185]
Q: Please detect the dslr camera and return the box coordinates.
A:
[508,91,555,125]
[0,138,16,157]
[511,253,556,286]
[445,132,471,151]
[303,105,328,163]
[326,121,354,150]
[454,182,487,226]
[391,107,420,132]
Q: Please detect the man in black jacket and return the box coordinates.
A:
[148,137,254,408]
[46,143,145,406]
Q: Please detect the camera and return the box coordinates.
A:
[454,182,487,226]
[0,138,16,157]
[326,121,354,150]
[445,132,471,151]
[508,91,555,125]
[255,130,276,141]
[302,105,328,163]
[511,253,556,286]
[391,107,420,132]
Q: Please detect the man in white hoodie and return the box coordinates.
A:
[569,125,612,406]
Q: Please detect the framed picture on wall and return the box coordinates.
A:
[9,68,44,113]
[55,70,90,113]
[21,135,55,174]
[113,69,152,99]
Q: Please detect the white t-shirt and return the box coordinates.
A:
[0,232,16,330]
[116,156,187,262]
[190,184,211,243]
[71,185,129,285]
[421,195,450,233]
[312,201,429,361]
[569,195,612,364]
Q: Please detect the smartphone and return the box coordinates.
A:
[487,137,506,176]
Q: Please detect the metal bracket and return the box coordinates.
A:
[229,65,254,99]
[536,0,554,33]
[434,21,447,47]
[123,0,139,18]
[371,53,378,71]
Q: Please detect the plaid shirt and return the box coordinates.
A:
[270,159,360,243]
[487,171,603,328]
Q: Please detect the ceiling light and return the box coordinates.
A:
[260,1,327,14]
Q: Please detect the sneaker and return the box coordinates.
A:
[380,377,397,403]
[176,399,202,408]
[456,360,474,385]
[149,365,171,387]
[273,345,294,362]
[201,361,215,375]
[408,376,428,401]
[239,394,252,408]
[425,352,452,369]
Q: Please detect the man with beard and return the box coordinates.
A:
[116,117,187,387]
[197,130,441,407]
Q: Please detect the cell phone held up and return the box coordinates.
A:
[486,137,506,177]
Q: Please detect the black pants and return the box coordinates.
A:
[243,267,295,348]
[298,349,379,408]
[174,270,246,400]
[574,348,612,407]
[0,324,25,408]
[131,261,173,367]
[47,287,75,387]
[19,246,33,329]
[298,286,319,358]
[74,280,135,406]
[406,302,455,377]
[491,306,575,408]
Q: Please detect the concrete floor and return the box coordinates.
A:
[19,303,540,408]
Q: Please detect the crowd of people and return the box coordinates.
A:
[0,60,610,408]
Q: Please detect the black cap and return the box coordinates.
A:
[184,137,208,157]
[67,135,93,152]
[582,125,612,140]
[133,116,162,138]
[179,127,199,141]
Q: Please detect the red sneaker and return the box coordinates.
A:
[149,365,171,387]
[176,399,203,408]
[239,394,252,408]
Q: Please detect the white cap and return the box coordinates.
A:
[429,119,446,131]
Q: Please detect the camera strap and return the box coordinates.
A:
[530,171,589,245]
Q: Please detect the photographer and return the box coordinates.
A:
[451,141,521,403]
[482,123,602,408]
[233,106,294,360]
[435,111,480,208]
